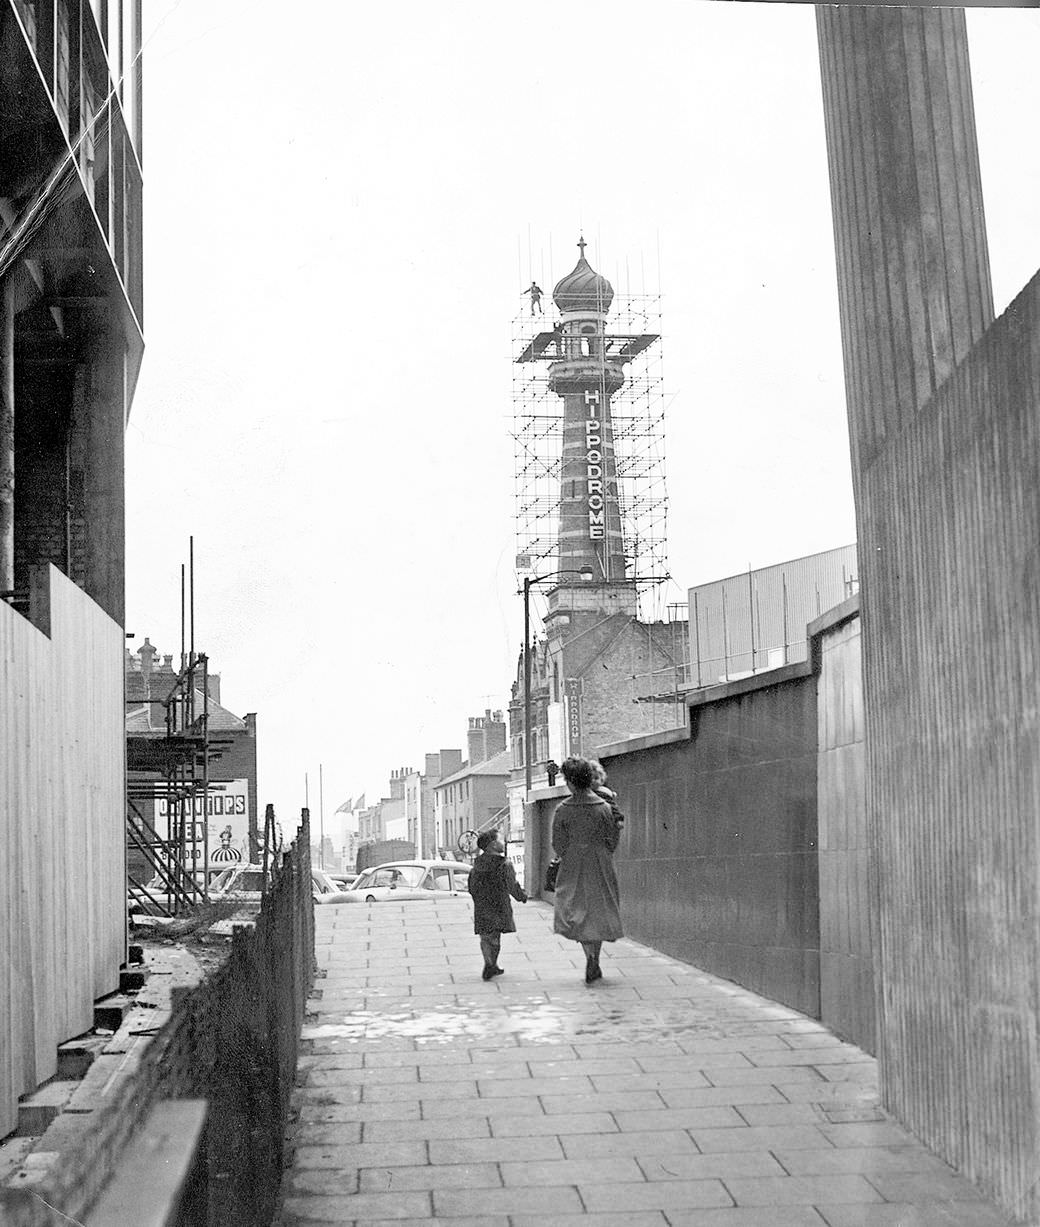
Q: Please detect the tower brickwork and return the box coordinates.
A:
[546,239,637,624]
[548,242,628,584]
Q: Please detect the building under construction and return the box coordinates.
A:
[508,238,689,811]
[125,639,260,916]
[513,243,670,608]
[0,1,145,1139]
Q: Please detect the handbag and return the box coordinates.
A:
[543,859,560,893]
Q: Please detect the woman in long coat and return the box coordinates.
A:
[552,756,623,983]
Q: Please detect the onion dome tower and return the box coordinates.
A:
[548,238,630,602]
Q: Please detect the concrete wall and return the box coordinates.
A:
[818,9,1040,1217]
[599,671,821,1017]
[859,271,1040,1219]
[814,599,873,1054]
[525,609,875,1040]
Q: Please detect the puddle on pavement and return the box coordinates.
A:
[304,997,732,1046]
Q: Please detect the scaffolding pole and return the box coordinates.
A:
[511,271,671,621]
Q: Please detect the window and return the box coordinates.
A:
[15,3,37,49]
[428,868,452,891]
[55,0,70,135]
[107,1,121,83]
[312,872,336,896]
[450,868,470,891]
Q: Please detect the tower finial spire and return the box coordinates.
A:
[577,235,587,257]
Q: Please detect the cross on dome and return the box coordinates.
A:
[552,235,613,315]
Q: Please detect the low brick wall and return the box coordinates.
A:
[1,815,315,1227]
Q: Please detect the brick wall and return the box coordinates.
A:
[12,368,73,588]
[578,622,685,753]
[1,815,315,1227]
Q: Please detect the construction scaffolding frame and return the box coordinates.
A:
[511,287,670,620]
[126,651,222,916]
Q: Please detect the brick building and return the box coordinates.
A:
[433,749,511,861]
[421,750,463,856]
[431,711,510,857]
[468,710,507,763]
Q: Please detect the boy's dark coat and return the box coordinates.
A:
[468,852,526,934]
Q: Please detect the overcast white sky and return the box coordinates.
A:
[125,2,1040,841]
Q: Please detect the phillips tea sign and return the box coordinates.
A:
[155,778,250,866]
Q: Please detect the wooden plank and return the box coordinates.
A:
[1,567,124,1134]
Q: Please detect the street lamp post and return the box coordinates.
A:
[522,568,594,799]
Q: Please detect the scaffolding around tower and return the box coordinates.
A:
[511,287,669,615]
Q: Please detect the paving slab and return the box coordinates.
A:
[275,898,1013,1226]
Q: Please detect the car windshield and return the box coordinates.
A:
[211,868,235,891]
[312,871,337,894]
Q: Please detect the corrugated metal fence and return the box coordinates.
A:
[687,545,859,688]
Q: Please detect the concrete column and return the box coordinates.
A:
[0,278,13,591]
[68,326,126,625]
[815,9,1027,1213]
[816,5,993,495]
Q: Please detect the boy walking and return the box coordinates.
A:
[468,830,527,980]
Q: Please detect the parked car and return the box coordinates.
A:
[312,868,360,905]
[208,863,267,902]
[208,864,357,906]
[340,860,472,903]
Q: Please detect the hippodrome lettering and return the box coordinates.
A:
[584,388,605,540]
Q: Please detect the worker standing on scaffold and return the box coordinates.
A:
[524,281,544,315]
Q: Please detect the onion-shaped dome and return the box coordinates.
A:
[552,236,613,314]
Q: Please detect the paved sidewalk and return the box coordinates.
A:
[276,899,1012,1227]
